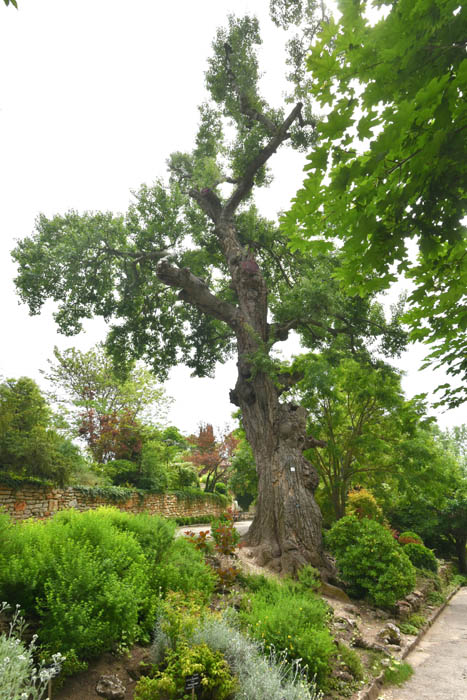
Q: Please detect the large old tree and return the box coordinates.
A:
[12,8,402,574]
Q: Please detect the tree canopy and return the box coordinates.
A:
[285,0,467,407]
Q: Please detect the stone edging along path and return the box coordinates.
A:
[357,584,462,700]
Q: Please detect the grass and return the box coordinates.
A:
[383,660,413,686]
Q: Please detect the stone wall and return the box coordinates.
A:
[0,483,226,523]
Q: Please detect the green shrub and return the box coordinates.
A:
[154,538,216,599]
[346,488,384,523]
[407,613,426,629]
[326,515,416,607]
[0,508,177,663]
[214,481,228,495]
[192,615,322,700]
[135,642,236,700]
[296,565,321,593]
[398,531,424,545]
[399,622,418,635]
[403,542,438,572]
[239,578,335,685]
[336,641,364,681]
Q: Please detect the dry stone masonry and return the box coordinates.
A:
[0,483,224,522]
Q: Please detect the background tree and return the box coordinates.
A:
[43,344,170,462]
[0,377,84,485]
[229,430,258,511]
[12,8,404,574]
[297,356,414,520]
[186,423,238,493]
[286,0,467,407]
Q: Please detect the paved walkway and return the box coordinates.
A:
[383,587,467,700]
[176,520,252,537]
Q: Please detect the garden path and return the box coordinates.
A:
[381,587,467,700]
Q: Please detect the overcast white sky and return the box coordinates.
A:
[0,0,464,434]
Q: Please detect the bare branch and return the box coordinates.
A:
[156,259,240,328]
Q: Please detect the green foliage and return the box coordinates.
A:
[191,614,321,700]
[229,431,258,511]
[0,377,84,486]
[399,531,424,545]
[426,590,446,606]
[398,622,419,636]
[239,577,335,684]
[403,542,438,572]
[211,511,241,555]
[336,641,364,681]
[173,514,216,526]
[214,481,228,495]
[287,0,467,406]
[407,614,426,630]
[299,358,411,520]
[43,344,170,463]
[346,489,384,523]
[136,642,236,700]
[0,508,176,663]
[296,565,321,593]
[154,538,216,600]
[383,660,414,687]
[326,516,416,607]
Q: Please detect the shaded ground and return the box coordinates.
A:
[52,646,150,700]
[381,587,467,700]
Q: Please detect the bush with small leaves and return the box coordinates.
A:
[346,488,384,523]
[0,508,176,665]
[398,531,424,545]
[135,642,236,700]
[402,542,438,572]
[154,538,216,599]
[239,577,334,685]
[326,515,416,608]
[191,614,323,700]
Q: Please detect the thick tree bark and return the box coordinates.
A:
[221,222,333,577]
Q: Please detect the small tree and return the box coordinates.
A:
[0,377,83,485]
[43,344,170,462]
[298,356,413,520]
[187,424,238,493]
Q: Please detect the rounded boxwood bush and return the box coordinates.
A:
[402,542,438,572]
[326,515,416,608]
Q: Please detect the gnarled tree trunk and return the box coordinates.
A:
[224,223,332,577]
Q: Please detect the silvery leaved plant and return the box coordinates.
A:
[191,613,323,700]
[0,602,65,700]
